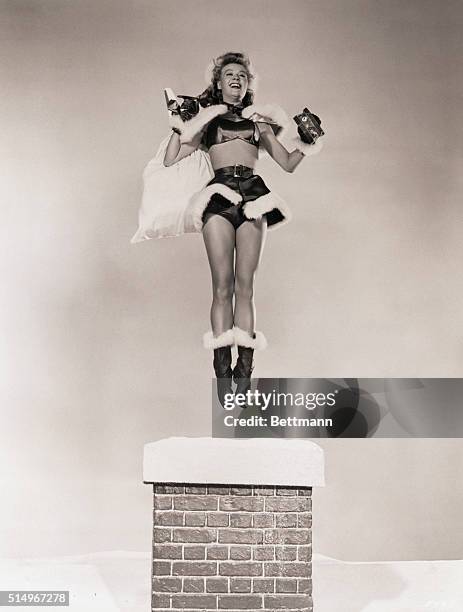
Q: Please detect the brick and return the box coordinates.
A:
[264,529,310,545]
[219,497,264,512]
[208,486,230,495]
[152,561,171,576]
[156,511,184,526]
[252,578,274,593]
[219,529,263,545]
[155,485,184,495]
[171,594,216,609]
[173,528,217,543]
[253,546,274,561]
[275,546,297,561]
[298,579,312,593]
[253,513,274,528]
[185,512,206,527]
[172,561,217,576]
[298,513,312,528]
[174,496,218,511]
[218,594,262,609]
[207,545,228,560]
[230,546,251,561]
[219,562,262,577]
[230,578,251,593]
[230,487,252,496]
[265,497,310,512]
[276,487,298,496]
[298,488,312,496]
[151,593,170,608]
[207,512,229,527]
[276,578,297,593]
[154,496,172,510]
[298,546,312,562]
[183,578,205,593]
[253,486,275,496]
[206,577,228,593]
[230,513,252,528]
[153,577,181,592]
[264,594,312,609]
[185,485,207,495]
[183,546,206,560]
[275,514,298,528]
[264,562,310,578]
[153,544,182,560]
[153,528,172,543]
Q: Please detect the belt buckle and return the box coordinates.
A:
[233,164,242,178]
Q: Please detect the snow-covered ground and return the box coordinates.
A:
[0,552,462,611]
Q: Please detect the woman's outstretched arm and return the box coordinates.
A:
[257,123,306,173]
[163,130,203,167]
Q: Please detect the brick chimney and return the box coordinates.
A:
[143,438,325,612]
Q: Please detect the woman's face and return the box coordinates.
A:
[217,63,249,103]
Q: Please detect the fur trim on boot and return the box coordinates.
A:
[203,329,234,349]
[242,191,292,231]
[189,184,242,231]
[169,104,228,143]
[233,327,267,350]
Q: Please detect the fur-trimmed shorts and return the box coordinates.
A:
[199,165,290,231]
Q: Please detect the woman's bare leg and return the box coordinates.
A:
[202,215,236,336]
[234,217,267,334]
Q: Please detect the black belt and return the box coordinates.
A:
[214,165,254,179]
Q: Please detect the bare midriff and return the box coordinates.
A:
[209,139,258,172]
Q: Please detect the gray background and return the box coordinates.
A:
[1,0,462,561]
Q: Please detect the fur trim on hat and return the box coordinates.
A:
[189,184,242,231]
[288,135,324,156]
[169,104,228,143]
[242,192,292,231]
[203,329,234,349]
[233,327,267,350]
[242,103,289,129]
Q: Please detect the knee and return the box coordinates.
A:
[213,279,234,304]
[235,276,254,301]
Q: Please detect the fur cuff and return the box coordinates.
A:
[289,136,324,157]
[189,184,242,231]
[233,327,268,350]
[169,105,228,143]
[242,104,289,129]
[242,192,292,231]
[203,329,234,349]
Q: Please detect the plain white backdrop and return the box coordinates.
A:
[1,0,463,562]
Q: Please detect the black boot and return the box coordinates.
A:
[213,346,233,407]
[204,330,234,408]
[233,345,254,396]
[232,327,268,396]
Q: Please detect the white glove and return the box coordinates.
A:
[289,135,324,156]
[242,104,289,129]
[169,104,228,144]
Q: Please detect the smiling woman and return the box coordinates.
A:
[133,51,324,402]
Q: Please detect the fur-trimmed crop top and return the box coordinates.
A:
[202,114,260,150]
